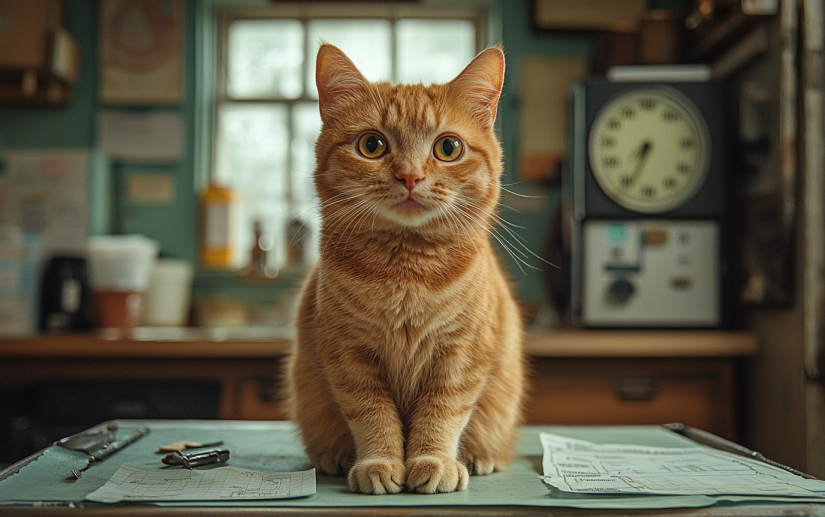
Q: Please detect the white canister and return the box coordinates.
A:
[143,258,194,326]
[87,234,159,330]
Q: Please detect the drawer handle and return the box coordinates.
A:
[615,378,657,401]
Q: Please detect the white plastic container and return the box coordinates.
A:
[87,235,159,292]
[143,258,194,327]
[87,234,159,329]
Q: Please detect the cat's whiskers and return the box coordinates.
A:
[462,205,554,273]
[329,200,377,259]
[370,203,382,236]
[438,202,480,256]
[453,199,544,273]
[432,205,460,246]
[489,183,551,199]
[432,205,466,253]
[449,202,533,274]
[454,194,525,230]
[454,194,558,270]
[275,189,366,259]
[321,197,372,258]
[452,211,481,256]
[318,194,363,231]
[343,200,380,251]
[324,201,368,253]
[456,201,534,263]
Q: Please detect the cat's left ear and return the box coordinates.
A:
[316,44,370,122]
[447,45,505,126]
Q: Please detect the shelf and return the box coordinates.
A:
[525,330,758,358]
[0,329,757,359]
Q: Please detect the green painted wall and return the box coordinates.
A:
[0,0,198,265]
[0,0,625,308]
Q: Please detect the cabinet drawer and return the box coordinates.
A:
[524,358,736,439]
[526,376,715,427]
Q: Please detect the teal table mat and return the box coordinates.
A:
[0,420,822,510]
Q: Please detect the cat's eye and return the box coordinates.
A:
[433,136,462,162]
[357,133,388,159]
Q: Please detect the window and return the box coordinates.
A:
[213,5,483,272]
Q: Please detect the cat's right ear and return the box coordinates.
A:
[316,44,370,122]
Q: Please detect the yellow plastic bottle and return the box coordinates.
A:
[199,184,236,269]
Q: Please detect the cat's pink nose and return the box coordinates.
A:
[396,171,424,191]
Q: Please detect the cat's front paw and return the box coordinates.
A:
[311,450,353,477]
[348,457,406,495]
[406,456,469,494]
[464,455,497,475]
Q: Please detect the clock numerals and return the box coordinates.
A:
[620,175,634,188]
[680,137,696,149]
[602,156,619,168]
[620,106,636,118]
[662,109,680,122]
[607,118,621,130]
[601,136,615,147]
[677,163,692,175]
[663,177,677,189]
[641,185,656,198]
[639,98,656,110]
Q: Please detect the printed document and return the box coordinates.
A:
[87,464,315,503]
[540,433,825,497]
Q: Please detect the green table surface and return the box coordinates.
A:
[0,420,823,515]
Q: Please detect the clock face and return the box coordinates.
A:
[588,88,711,214]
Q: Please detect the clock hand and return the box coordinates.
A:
[627,140,653,185]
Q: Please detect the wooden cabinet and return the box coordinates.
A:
[0,0,79,105]
[0,330,755,443]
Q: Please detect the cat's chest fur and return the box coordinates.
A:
[319,240,487,405]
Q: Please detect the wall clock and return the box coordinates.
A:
[587,88,711,214]
[566,76,728,328]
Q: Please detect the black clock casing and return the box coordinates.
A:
[570,79,726,219]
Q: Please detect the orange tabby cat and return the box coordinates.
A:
[286,43,525,495]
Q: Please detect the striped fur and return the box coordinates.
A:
[286,44,525,495]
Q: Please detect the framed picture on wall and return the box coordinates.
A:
[533,0,646,32]
[99,0,183,105]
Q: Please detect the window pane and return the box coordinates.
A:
[291,102,322,265]
[395,19,475,84]
[291,102,321,206]
[215,103,289,268]
[306,19,392,97]
[227,19,303,99]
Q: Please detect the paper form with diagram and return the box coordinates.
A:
[86,464,315,503]
[540,432,825,497]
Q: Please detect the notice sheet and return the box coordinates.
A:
[87,464,315,503]
[540,433,825,497]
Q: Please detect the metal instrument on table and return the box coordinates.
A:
[162,448,230,469]
[55,423,118,453]
[69,426,150,479]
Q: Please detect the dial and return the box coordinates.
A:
[588,88,711,214]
